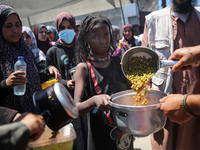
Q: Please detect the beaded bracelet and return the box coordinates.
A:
[181,94,196,116]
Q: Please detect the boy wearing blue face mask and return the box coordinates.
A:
[45,12,87,150]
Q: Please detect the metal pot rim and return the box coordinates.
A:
[54,83,79,119]
[110,89,166,110]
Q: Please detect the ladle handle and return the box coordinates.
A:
[160,60,200,68]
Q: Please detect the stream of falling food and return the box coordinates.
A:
[49,131,60,139]
[124,56,156,106]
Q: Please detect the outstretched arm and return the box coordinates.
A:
[160,94,200,124]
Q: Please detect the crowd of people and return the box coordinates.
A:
[1,0,200,150]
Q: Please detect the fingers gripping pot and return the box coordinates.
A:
[33,82,79,131]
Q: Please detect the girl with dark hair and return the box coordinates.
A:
[112,24,136,57]
[75,12,133,150]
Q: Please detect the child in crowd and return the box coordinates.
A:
[75,12,133,150]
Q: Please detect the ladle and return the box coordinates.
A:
[121,46,200,80]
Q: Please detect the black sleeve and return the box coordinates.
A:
[0,106,19,124]
[45,47,55,68]
[0,80,12,98]
[0,122,30,150]
[38,63,55,84]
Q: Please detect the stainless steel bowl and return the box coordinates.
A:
[110,89,167,136]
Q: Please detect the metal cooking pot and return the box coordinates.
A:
[109,89,167,136]
[121,46,174,80]
[33,82,79,132]
[69,67,76,80]
[121,46,200,80]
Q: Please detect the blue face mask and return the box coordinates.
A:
[59,29,76,44]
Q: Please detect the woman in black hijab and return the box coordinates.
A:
[0,5,61,113]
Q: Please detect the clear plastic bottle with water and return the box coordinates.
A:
[14,56,27,96]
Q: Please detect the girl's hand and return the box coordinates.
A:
[67,80,75,90]
[6,71,27,89]
[49,66,62,82]
[93,94,112,112]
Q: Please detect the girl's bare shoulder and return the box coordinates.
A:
[76,62,88,75]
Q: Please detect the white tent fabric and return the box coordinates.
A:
[0,0,159,28]
[0,0,82,18]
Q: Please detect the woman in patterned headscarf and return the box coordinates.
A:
[0,5,61,113]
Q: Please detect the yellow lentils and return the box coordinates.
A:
[125,56,156,106]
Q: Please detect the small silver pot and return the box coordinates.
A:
[110,89,167,136]
[121,46,179,80]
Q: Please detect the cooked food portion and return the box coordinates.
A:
[49,131,60,139]
[125,56,156,106]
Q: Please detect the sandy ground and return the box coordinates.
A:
[133,135,152,150]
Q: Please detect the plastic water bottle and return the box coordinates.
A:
[14,56,27,96]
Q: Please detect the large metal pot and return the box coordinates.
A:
[110,89,167,136]
[33,82,79,132]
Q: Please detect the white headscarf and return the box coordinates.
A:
[22,26,46,63]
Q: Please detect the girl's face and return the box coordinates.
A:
[38,27,48,42]
[59,19,73,32]
[2,14,22,43]
[123,27,132,40]
[87,23,110,58]
[48,32,55,41]
[23,31,32,46]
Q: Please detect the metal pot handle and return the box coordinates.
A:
[160,60,200,68]
[40,110,51,123]
[116,111,128,117]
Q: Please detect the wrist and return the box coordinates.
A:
[187,95,200,116]
[191,46,200,63]
[181,94,197,116]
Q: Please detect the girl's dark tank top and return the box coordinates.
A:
[85,56,131,150]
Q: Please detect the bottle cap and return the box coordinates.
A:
[18,56,24,60]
